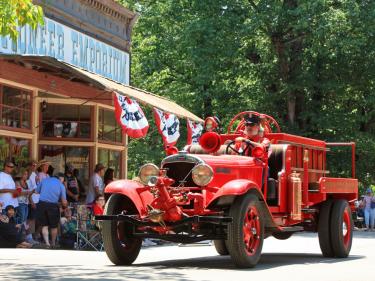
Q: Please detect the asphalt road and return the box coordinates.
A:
[0,231,374,281]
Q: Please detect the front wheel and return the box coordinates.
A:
[102,194,142,265]
[226,193,264,268]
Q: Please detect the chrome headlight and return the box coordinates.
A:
[139,164,159,185]
[192,164,213,186]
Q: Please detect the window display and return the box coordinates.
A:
[0,136,30,169]
[0,85,32,130]
[41,103,92,139]
[98,148,122,179]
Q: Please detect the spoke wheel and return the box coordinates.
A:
[330,200,353,258]
[243,207,261,255]
[102,194,142,265]
[227,193,264,268]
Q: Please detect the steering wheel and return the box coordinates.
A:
[225,139,255,156]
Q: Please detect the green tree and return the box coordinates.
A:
[0,0,44,41]
[119,0,375,187]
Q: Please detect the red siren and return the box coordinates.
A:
[199,132,221,153]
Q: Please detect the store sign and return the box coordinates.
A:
[0,17,129,85]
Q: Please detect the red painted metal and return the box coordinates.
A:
[303,149,309,206]
[243,206,261,256]
[105,180,154,216]
[343,207,351,249]
[105,111,358,234]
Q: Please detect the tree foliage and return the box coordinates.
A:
[118,0,375,192]
[0,0,44,41]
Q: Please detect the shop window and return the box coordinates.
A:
[39,145,90,188]
[41,103,92,139]
[98,108,123,144]
[0,136,30,170]
[98,148,122,179]
[0,85,32,130]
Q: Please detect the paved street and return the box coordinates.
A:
[0,231,374,281]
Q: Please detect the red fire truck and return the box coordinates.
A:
[97,111,358,268]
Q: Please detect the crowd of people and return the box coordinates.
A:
[0,159,112,249]
[357,188,375,231]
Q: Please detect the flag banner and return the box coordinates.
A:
[153,108,180,146]
[187,119,203,145]
[114,93,149,138]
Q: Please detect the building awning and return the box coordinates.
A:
[0,54,203,122]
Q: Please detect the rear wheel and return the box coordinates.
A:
[330,200,353,257]
[227,193,264,268]
[102,194,142,265]
[318,200,334,257]
[213,240,229,255]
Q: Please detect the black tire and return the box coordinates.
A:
[102,194,142,265]
[227,193,264,268]
[272,232,293,240]
[318,200,334,257]
[330,200,353,258]
[213,240,229,255]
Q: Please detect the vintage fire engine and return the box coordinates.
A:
[96,111,358,268]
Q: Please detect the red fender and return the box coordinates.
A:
[206,179,261,208]
[104,180,154,216]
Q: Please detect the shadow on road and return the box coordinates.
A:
[0,262,191,281]
[353,231,375,239]
[136,252,365,271]
[0,252,366,280]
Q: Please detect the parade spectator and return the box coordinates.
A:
[59,207,77,249]
[5,205,18,224]
[15,169,32,225]
[65,164,80,203]
[26,160,39,244]
[37,159,50,184]
[104,168,114,187]
[92,195,105,216]
[73,168,85,201]
[0,203,32,248]
[361,188,375,231]
[47,165,55,177]
[36,172,67,248]
[0,160,19,213]
[86,163,105,204]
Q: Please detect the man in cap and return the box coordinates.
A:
[0,160,19,214]
[36,172,67,247]
[234,114,271,160]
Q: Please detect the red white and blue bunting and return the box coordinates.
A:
[113,93,149,138]
[187,119,203,145]
[153,108,180,146]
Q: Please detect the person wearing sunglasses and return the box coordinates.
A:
[0,160,19,214]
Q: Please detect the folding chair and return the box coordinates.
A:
[75,204,103,251]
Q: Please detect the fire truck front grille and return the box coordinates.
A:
[163,162,197,187]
